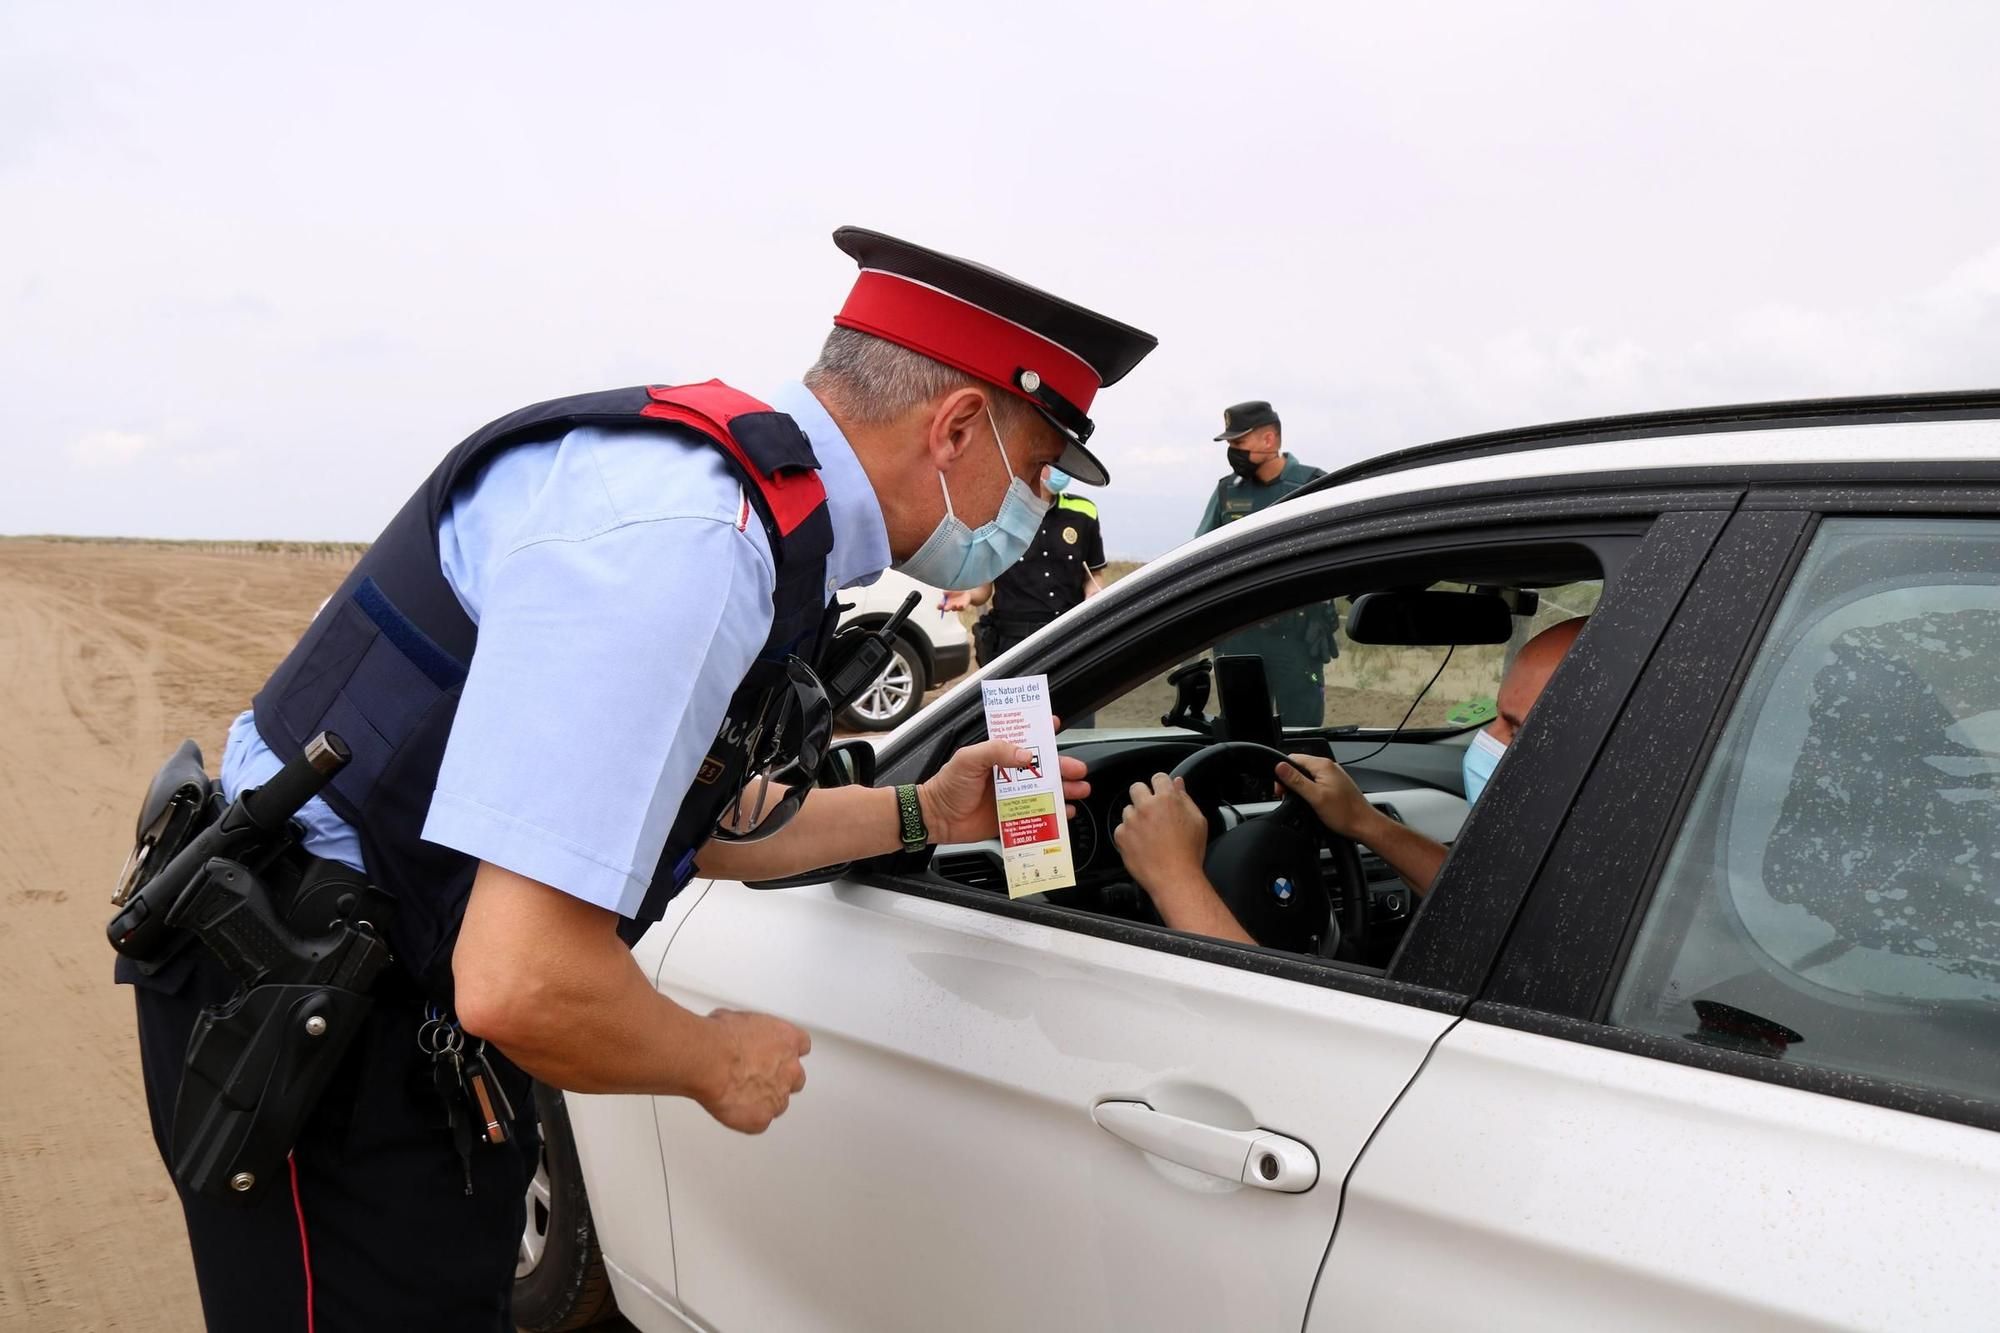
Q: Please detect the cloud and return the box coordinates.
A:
[1101,238,2000,560]
[68,429,152,468]
[1371,239,2000,449]
[170,447,240,476]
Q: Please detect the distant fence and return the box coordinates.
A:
[13,535,371,564]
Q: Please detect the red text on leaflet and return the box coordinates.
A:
[1000,814,1059,848]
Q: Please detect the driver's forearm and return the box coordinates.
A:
[694,784,906,882]
[1355,811,1448,896]
[1146,872,1257,945]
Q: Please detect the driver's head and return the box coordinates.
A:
[805,227,1157,590]
[1464,616,1585,805]
[1490,616,1588,746]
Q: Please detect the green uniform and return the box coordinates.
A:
[1195,455,1336,726]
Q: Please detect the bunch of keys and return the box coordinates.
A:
[417,1007,517,1194]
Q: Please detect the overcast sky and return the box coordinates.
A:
[6,1,1999,559]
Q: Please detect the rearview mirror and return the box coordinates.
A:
[1346,591,1514,646]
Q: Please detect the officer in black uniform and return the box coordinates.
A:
[1194,400,1336,726]
[946,463,1107,666]
[113,227,1155,1331]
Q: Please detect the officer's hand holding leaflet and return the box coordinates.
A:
[697,727,1092,878]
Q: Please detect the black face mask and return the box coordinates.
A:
[1226,447,1265,480]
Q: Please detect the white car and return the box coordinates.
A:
[521,392,2000,1332]
[834,568,972,732]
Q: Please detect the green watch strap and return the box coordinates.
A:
[895,784,928,851]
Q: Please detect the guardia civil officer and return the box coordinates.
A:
[1194,400,1336,725]
[943,463,1107,665]
[117,226,1155,1331]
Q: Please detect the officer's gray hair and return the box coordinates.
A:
[804,327,1032,431]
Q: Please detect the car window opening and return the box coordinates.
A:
[907,532,1613,979]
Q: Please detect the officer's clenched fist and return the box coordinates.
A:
[700,1009,812,1134]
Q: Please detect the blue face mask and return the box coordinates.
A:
[1462,728,1506,805]
[894,408,1052,591]
[1045,467,1071,493]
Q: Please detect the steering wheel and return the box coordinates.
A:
[1166,742,1369,959]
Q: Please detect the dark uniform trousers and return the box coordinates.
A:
[132,958,538,1332]
[1247,633,1328,727]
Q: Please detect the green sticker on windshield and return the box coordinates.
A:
[1447,695,1497,726]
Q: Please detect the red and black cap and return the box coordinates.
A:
[832,226,1157,486]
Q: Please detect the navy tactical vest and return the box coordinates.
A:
[251,382,835,988]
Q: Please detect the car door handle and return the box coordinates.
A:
[1091,1100,1318,1192]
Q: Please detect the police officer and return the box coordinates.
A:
[119,226,1155,1331]
[1193,400,1335,726]
[943,463,1107,665]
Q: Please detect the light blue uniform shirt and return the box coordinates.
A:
[220,381,891,918]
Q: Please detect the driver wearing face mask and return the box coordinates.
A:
[1114,617,1587,948]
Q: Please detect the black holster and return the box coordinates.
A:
[171,979,376,1201]
[164,856,395,1203]
[113,740,397,1203]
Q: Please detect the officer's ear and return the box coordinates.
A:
[925,387,992,475]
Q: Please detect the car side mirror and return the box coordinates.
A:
[819,739,877,789]
[748,740,879,892]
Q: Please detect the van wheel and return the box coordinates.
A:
[841,635,928,731]
[513,1083,618,1331]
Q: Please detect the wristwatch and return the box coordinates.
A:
[895,784,929,852]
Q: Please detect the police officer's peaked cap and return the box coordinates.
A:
[832,226,1158,486]
[1214,400,1280,442]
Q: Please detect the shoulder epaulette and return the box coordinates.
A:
[1057,493,1099,519]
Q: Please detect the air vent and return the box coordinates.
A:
[934,850,1007,893]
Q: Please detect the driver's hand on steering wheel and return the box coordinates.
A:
[1275,754,1379,841]
[1113,774,1210,901]
[921,732,1090,845]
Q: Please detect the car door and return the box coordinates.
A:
[654,877,1451,1332]
[646,497,1727,1333]
[1315,489,2000,1330]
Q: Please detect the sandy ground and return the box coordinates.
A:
[0,539,356,1330]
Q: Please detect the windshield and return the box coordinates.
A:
[1085,581,1603,740]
